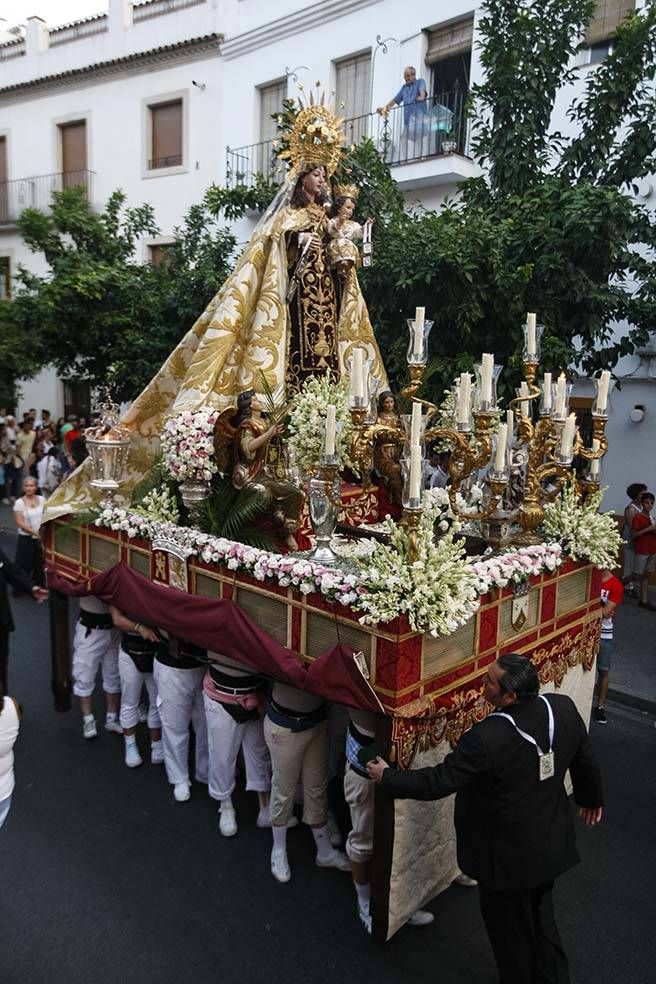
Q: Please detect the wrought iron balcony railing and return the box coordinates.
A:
[0,169,94,225]
[226,89,469,190]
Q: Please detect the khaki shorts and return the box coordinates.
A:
[344,764,375,864]
[634,553,656,575]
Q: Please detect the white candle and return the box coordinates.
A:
[559,412,577,458]
[519,381,530,417]
[542,372,552,411]
[413,307,425,358]
[324,404,336,457]
[410,400,422,447]
[351,348,364,400]
[554,372,567,417]
[409,443,421,501]
[526,313,537,359]
[494,422,508,472]
[457,373,471,424]
[506,408,514,436]
[596,370,610,413]
[590,438,600,477]
[480,353,494,405]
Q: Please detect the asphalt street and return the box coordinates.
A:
[1,520,655,984]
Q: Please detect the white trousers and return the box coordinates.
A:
[203,694,271,802]
[72,624,121,698]
[153,662,208,786]
[118,648,160,730]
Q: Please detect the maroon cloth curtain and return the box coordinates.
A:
[48,564,384,714]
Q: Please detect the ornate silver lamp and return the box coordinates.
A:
[86,394,131,490]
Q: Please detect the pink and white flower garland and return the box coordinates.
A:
[161,407,219,483]
[470,542,563,595]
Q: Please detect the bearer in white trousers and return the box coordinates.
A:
[264,682,350,883]
[153,638,208,802]
[109,607,163,769]
[204,652,271,837]
[344,708,434,933]
[72,596,122,740]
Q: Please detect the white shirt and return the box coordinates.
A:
[37,456,61,493]
[0,696,20,801]
[13,495,45,536]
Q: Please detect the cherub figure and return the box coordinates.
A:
[326,184,367,277]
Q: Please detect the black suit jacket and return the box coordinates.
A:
[0,546,35,632]
[381,693,603,891]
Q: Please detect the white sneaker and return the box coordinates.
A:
[82,716,97,740]
[454,872,478,887]
[173,782,191,803]
[271,849,291,883]
[124,742,142,768]
[326,809,343,847]
[104,716,123,735]
[358,903,372,935]
[151,742,164,765]
[406,909,434,927]
[256,809,299,829]
[316,848,351,872]
[219,805,238,837]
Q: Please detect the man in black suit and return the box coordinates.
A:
[368,653,603,984]
[0,545,48,691]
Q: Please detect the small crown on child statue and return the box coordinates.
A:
[333,183,360,201]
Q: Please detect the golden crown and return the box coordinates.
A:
[333,183,360,200]
[278,88,344,177]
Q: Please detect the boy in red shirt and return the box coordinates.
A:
[593,568,624,724]
[631,491,656,612]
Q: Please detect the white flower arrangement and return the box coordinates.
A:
[422,483,485,534]
[542,483,622,569]
[133,486,180,526]
[287,374,355,475]
[161,407,219,483]
[354,520,481,637]
[470,542,564,594]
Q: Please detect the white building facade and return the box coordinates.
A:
[0,0,653,509]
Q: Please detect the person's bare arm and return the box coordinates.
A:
[14,509,35,537]
[109,605,159,642]
[601,598,618,618]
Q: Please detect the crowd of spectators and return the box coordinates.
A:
[0,407,90,505]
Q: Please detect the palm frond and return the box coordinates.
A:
[197,472,274,549]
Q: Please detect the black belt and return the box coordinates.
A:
[269,697,326,723]
[209,665,264,693]
[348,721,374,747]
[121,633,162,658]
[79,610,114,636]
[157,641,207,670]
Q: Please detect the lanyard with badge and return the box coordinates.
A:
[493,694,555,781]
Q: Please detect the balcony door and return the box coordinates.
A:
[426,16,473,154]
[59,120,88,190]
[335,52,371,146]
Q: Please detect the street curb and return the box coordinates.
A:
[608,688,656,716]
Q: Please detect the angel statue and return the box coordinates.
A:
[44,89,388,521]
[213,391,304,550]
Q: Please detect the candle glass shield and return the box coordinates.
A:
[87,401,131,490]
[539,383,553,417]
[474,362,503,412]
[592,375,612,417]
[551,381,573,422]
[490,433,510,481]
[400,454,425,510]
[346,353,373,409]
[406,318,434,365]
[307,472,341,566]
[401,410,429,453]
[515,385,534,420]
[522,322,544,364]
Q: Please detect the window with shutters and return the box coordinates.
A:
[425,15,473,95]
[0,257,10,300]
[148,99,183,170]
[0,137,7,225]
[259,80,286,144]
[148,243,173,267]
[335,51,371,121]
[586,0,635,47]
[59,120,88,189]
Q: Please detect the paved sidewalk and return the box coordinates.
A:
[609,584,656,713]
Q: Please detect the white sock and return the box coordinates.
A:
[83,714,94,723]
[272,824,288,853]
[354,882,370,909]
[220,796,233,812]
[151,739,162,749]
[311,825,332,858]
[106,712,118,721]
[124,735,137,747]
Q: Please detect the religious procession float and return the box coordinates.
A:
[43,93,620,940]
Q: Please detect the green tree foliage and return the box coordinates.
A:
[4,187,238,402]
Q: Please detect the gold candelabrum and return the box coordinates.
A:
[342,315,610,556]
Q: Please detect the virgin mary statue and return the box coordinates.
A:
[45,97,388,518]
